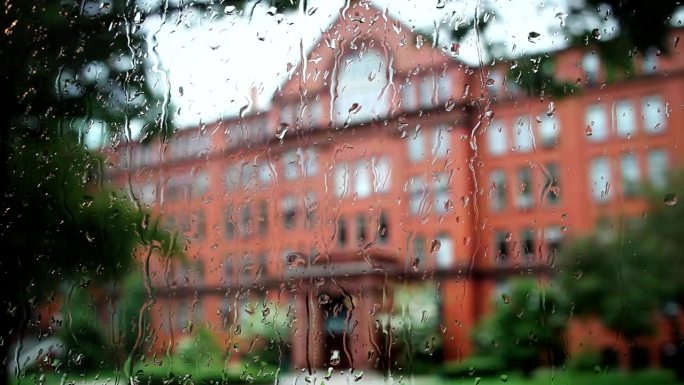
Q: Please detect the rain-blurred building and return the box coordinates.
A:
[107,1,684,371]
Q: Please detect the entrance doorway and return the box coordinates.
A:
[322,296,351,369]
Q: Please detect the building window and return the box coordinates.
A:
[615,100,635,138]
[225,165,240,190]
[372,156,391,194]
[283,150,299,181]
[193,171,209,198]
[225,205,235,240]
[544,226,563,260]
[435,233,454,269]
[515,167,533,209]
[334,50,389,124]
[222,259,233,286]
[401,81,417,111]
[241,163,255,189]
[642,49,658,74]
[258,200,268,235]
[581,53,600,83]
[487,119,507,156]
[487,69,504,95]
[240,204,251,238]
[280,104,295,127]
[411,235,426,269]
[408,128,425,162]
[544,163,561,205]
[642,95,666,134]
[335,162,349,198]
[354,161,372,198]
[356,215,367,244]
[378,212,389,243]
[585,104,608,141]
[520,228,535,262]
[490,170,507,212]
[539,115,559,148]
[647,149,668,189]
[438,73,452,103]
[432,125,450,158]
[589,156,612,202]
[337,216,347,248]
[420,76,435,108]
[408,177,426,216]
[433,172,450,214]
[513,115,533,152]
[305,191,317,229]
[620,153,640,197]
[303,147,318,176]
[196,209,206,240]
[281,195,297,229]
[495,231,509,265]
[258,161,274,185]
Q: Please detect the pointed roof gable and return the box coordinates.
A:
[276,1,467,102]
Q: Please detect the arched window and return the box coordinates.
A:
[334,50,389,125]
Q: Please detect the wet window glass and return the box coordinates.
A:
[5,2,684,385]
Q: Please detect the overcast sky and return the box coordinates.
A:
[139,0,582,131]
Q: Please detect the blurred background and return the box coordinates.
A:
[2,1,684,385]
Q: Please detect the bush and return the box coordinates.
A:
[135,362,278,385]
[567,350,602,372]
[440,355,506,379]
[470,279,569,376]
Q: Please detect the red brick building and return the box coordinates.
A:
[107,1,684,372]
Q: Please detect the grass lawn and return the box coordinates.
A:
[418,369,680,385]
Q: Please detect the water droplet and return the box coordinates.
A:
[592,28,601,40]
[664,193,678,206]
[353,371,364,382]
[500,374,509,382]
[276,124,289,140]
[501,294,510,304]
[412,258,421,271]
[319,294,331,305]
[287,252,307,268]
[430,239,441,253]
[547,101,555,117]
[585,125,593,136]
[348,103,361,114]
[330,350,341,366]
[324,367,333,380]
[486,78,496,86]
[262,306,271,318]
[443,199,454,211]
[421,310,428,323]
[182,321,193,335]
[450,43,460,56]
[445,97,456,111]
[416,35,424,49]
[224,5,237,15]
[528,32,540,43]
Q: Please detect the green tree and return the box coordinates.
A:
[557,172,684,343]
[0,1,180,382]
[472,280,568,376]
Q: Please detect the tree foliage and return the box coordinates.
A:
[472,280,568,376]
[557,171,684,341]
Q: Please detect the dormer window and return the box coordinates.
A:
[581,53,600,84]
[334,50,389,125]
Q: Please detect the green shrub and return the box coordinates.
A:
[135,362,278,385]
[440,355,506,379]
[567,350,602,372]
